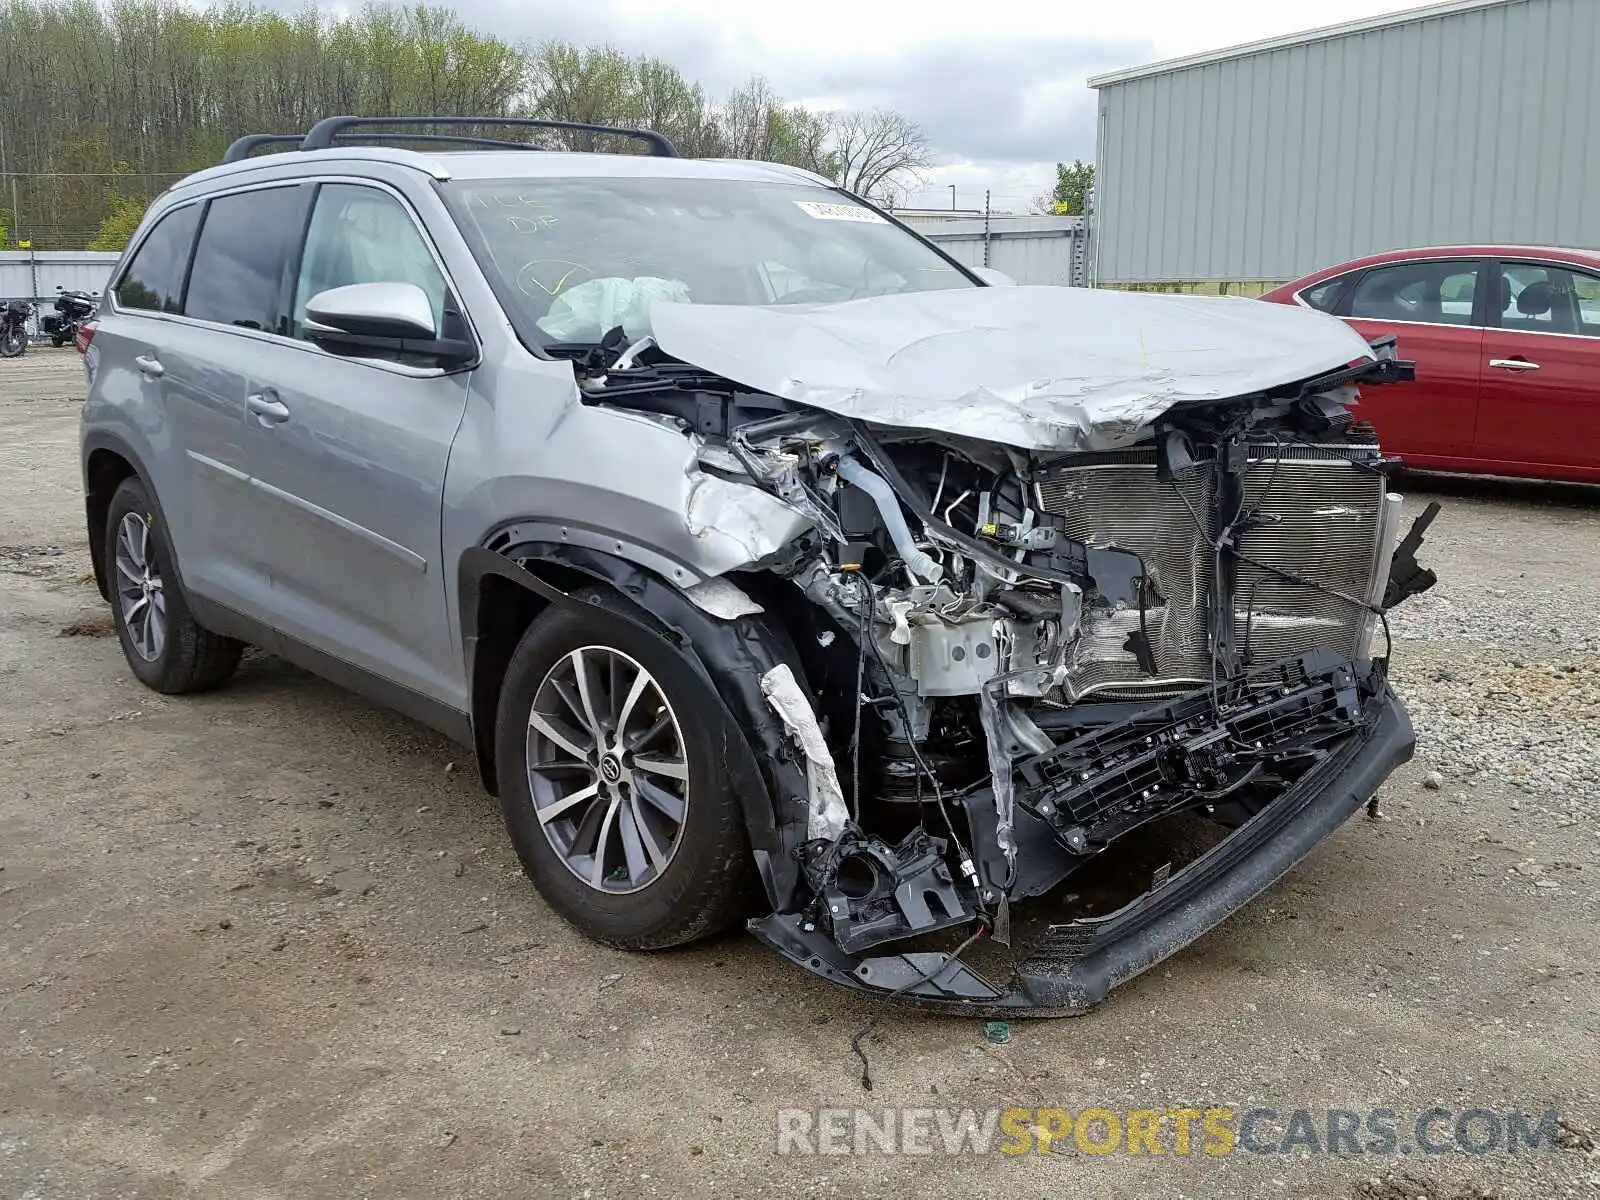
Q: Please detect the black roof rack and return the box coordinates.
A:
[223,133,304,160]
[221,116,679,164]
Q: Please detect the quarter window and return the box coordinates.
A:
[291,184,448,340]
[114,204,201,313]
[185,187,305,332]
[1298,276,1347,313]
[1497,264,1600,337]
[1349,261,1479,326]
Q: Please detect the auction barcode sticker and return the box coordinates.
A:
[794,201,886,223]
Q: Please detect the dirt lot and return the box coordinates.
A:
[2,348,1597,1199]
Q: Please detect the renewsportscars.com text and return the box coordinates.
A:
[775,1106,1566,1157]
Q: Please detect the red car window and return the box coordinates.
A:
[1350,261,1478,326]
[1498,263,1600,337]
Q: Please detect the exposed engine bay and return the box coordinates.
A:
[554,319,1435,1013]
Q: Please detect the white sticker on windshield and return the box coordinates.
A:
[794,200,887,223]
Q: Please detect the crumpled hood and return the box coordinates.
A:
[649,285,1377,452]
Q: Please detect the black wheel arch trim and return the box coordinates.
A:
[81,432,172,604]
[459,538,813,910]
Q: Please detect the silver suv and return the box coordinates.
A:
[80,117,1434,1013]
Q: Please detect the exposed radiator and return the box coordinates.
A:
[1035,443,1386,698]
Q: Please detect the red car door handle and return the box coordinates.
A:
[1488,358,1540,371]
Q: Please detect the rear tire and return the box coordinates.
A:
[0,328,25,357]
[105,477,243,694]
[494,589,756,949]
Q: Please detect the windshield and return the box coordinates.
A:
[444,177,976,349]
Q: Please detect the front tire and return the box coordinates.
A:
[105,477,243,694]
[0,328,25,357]
[494,590,756,949]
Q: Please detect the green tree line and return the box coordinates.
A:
[0,0,931,250]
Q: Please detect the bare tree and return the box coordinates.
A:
[829,108,931,202]
[717,77,782,160]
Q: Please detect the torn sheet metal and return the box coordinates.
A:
[760,663,848,842]
[650,286,1377,452]
[682,469,813,568]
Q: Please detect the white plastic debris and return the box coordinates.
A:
[681,577,764,620]
[978,688,1018,863]
[760,663,848,842]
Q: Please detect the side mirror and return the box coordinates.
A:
[305,282,475,367]
[972,266,1016,287]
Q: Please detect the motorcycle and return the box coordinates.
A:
[1,300,31,357]
[39,287,97,348]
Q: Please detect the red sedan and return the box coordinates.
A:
[1261,246,1600,483]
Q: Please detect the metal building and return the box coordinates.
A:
[1089,0,1600,289]
[901,214,1091,286]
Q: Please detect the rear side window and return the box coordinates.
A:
[1350,260,1479,326]
[115,204,201,313]
[185,187,305,333]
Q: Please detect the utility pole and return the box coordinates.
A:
[983,190,991,267]
[948,184,956,211]
[0,119,19,251]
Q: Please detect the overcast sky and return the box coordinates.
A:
[465,0,1431,210]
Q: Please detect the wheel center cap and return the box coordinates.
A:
[599,755,623,784]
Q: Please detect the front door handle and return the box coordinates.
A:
[1488,358,1540,371]
[133,354,164,378]
[247,392,291,424]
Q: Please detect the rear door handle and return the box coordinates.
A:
[1488,358,1540,371]
[247,391,291,424]
[133,354,164,378]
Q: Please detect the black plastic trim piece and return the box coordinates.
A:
[751,690,1414,1015]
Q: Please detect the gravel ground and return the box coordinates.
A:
[1,350,1597,1200]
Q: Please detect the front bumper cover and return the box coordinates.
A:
[749,689,1413,1016]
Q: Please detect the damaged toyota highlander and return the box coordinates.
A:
[79,118,1437,1014]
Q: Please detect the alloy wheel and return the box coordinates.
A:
[524,646,690,894]
[114,512,166,662]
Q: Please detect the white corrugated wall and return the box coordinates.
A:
[1092,0,1599,284]
[0,251,120,303]
[900,215,1091,285]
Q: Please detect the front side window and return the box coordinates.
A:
[115,204,201,313]
[1497,263,1600,337]
[292,184,449,339]
[1349,260,1479,326]
[444,177,973,348]
[185,186,306,332]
